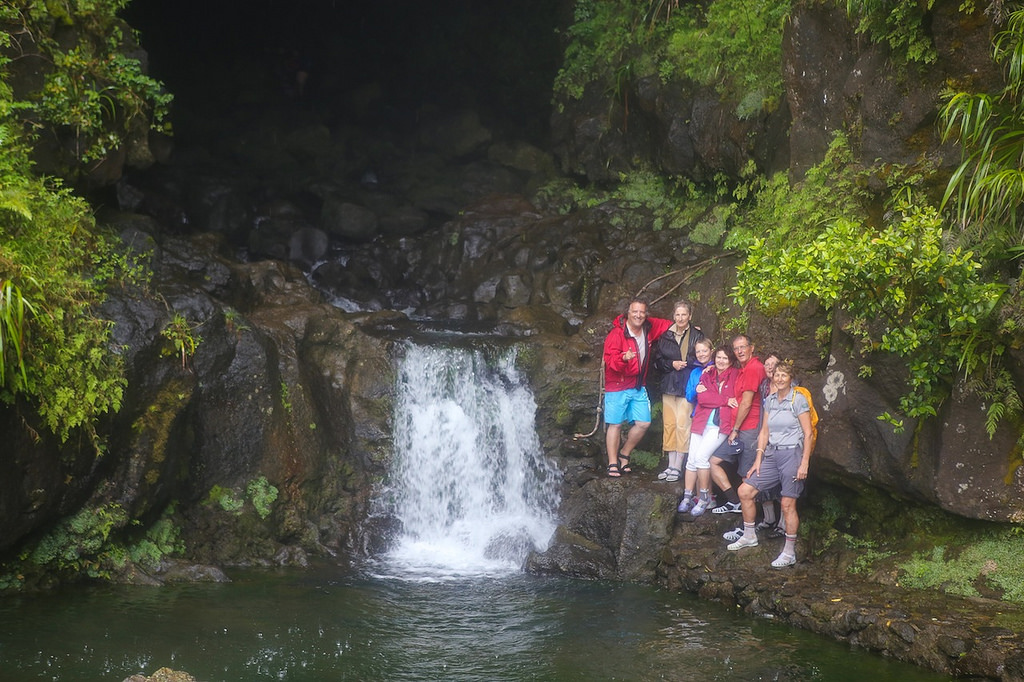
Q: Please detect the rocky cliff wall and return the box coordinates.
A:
[2,0,1022,587]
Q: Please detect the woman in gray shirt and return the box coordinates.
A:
[724,361,814,568]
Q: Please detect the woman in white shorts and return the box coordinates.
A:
[676,344,738,516]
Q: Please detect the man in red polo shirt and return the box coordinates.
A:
[709,333,766,513]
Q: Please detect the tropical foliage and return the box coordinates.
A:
[553,0,1022,437]
[554,0,789,118]
[23,502,183,581]
[0,118,136,444]
[845,0,940,64]
[735,186,1006,427]
[554,0,948,120]
[1,0,171,166]
[662,0,790,117]
[0,0,165,446]
[941,7,1024,250]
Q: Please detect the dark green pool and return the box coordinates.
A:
[0,563,952,681]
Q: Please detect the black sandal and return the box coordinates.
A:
[618,453,632,474]
[606,463,622,478]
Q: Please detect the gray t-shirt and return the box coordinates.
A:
[764,389,810,447]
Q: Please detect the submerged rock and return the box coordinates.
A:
[123,668,199,682]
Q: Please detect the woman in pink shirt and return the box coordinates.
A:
[676,345,738,516]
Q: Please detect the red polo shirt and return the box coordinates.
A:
[735,356,766,432]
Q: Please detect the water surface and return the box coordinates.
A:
[0,565,952,681]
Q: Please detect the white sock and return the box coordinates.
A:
[761,501,776,525]
[783,533,797,556]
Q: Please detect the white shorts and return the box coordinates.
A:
[685,424,725,471]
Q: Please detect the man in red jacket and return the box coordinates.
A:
[602,298,673,477]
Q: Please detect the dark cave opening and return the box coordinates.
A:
[123,0,566,147]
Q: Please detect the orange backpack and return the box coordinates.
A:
[793,386,819,449]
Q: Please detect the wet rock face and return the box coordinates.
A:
[6,183,1022,574]
[5,0,1022,578]
[526,476,677,582]
[551,78,790,184]
[782,0,1001,179]
[0,215,404,570]
[551,0,1000,186]
[0,417,102,556]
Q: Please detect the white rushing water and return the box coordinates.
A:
[379,342,560,579]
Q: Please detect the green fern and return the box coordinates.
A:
[941,9,1024,246]
[0,185,33,221]
[0,279,34,389]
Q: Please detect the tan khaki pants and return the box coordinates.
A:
[662,394,694,453]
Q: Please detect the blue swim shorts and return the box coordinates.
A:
[605,387,652,425]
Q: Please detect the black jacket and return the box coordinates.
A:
[653,325,706,397]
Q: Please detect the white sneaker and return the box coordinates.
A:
[727,534,759,551]
[771,552,796,568]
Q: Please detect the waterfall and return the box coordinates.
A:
[379,342,560,578]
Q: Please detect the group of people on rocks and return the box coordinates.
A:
[601,298,816,569]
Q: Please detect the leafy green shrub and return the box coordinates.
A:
[845,0,940,65]
[247,476,279,520]
[0,168,137,445]
[736,193,1004,426]
[0,0,164,447]
[725,134,868,251]
[127,510,184,570]
[555,0,788,118]
[554,0,647,104]
[728,133,1015,432]
[898,532,1024,603]
[207,485,244,514]
[29,503,128,572]
[2,0,172,167]
[160,313,201,370]
[14,502,183,581]
[207,479,279,519]
[663,0,789,116]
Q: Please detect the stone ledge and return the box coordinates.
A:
[660,518,1024,681]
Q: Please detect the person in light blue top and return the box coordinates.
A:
[684,338,714,405]
[725,360,814,568]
